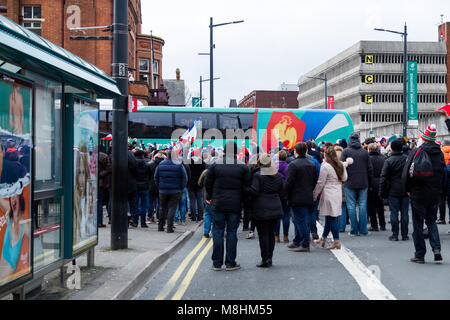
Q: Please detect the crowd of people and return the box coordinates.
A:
[97,123,449,270]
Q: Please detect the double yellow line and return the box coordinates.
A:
[155,236,213,300]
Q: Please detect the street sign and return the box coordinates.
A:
[327,96,335,109]
[407,61,418,128]
[365,55,373,64]
[365,75,374,84]
[365,94,373,104]
[192,97,200,107]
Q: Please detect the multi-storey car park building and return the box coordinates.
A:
[298,23,449,140]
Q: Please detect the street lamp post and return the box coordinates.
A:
[375,23,408,137]
[208,17,244,108]
[111,0,129,250]
[307,74,328,109]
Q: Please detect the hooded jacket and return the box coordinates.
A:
[340,133,374,190]
[247,171,284,221]
[135,156,152,190]
[285,156,318,208]
[204,156,252,214]
[379,151,407,198]
[149,155,165,195]
[368,151,386,192]
[402,142,445,206]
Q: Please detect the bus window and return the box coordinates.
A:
[174,112,217,133]
[129,112,173,138]
[219,113,254,133]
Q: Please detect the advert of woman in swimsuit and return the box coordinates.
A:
[0,74,32,287]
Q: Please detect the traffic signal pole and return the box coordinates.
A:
[111,0,129,250]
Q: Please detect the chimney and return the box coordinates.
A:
[176,68,180,81]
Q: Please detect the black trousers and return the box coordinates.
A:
[255,219,278,263]
[188,187,204,219]
[128,191,138,224]
[438,194,448,221]
[159,192,181,230]
[243,202,255,231]
[367,190,385,229]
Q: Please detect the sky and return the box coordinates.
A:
[141,0,449,107]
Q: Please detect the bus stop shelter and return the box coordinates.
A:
[0,14,120,298]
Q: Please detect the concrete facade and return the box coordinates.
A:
[298,38,448,140]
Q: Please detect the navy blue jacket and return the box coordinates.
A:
[154,159,188,194]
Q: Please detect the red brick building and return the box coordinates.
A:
[0,0,165,105]
[438,21,450,103]
[239,90,299,109]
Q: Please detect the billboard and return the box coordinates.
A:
[72,98,98,254]
[0,73,32,290]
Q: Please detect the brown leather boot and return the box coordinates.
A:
[283,235,289,243]
[275,235,280,243]
[326,240,341,250]
[313,237,326,248]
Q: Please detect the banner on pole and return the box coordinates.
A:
[327,96,335,109]
[407,61,418,128]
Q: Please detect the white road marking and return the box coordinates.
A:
[316,221,397,300]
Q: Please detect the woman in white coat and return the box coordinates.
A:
[313,147,352,250]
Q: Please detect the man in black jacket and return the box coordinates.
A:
[205,141,251,271]
[128,149,138,227]
[340,133,374,236]
[134,150,152,228]
[188,153,206,222]
[380,139,410,241]
[367,143,386,232]
[402,124,444,263]
[149,151,166,222]
[285,142,318,252]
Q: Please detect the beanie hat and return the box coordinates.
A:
[421,124,437,142]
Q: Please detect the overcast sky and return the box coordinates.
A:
[142,0,449,107]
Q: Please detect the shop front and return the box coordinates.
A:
[0,15,120,297]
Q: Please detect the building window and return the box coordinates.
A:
[139,74,149,84]
[153,60,159,74]
[23,5,41,19]
[153,75,159,89]
[22,5,42,35]
[139,59,149,72]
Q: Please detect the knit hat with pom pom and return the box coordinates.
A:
[421,124,437,142]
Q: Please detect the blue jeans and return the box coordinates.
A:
[97,187,104,225]
[275,202,291,236]
[344,187,368,235]
[411,199,441,259]
[310,200,319,235]
[204,203,213,235]
[389,196,410,237]
[212,211,240,267]
[338,202,347,232]
[136,190,149,226]
[175,188,188,223]
[291,207,312,248]
[322,216,339,240]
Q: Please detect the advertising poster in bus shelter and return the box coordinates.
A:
[0,74,32,289]
[72,99,98,254]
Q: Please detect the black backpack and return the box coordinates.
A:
[408,147,434,181]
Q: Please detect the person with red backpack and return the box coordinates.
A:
[402,124,445,264]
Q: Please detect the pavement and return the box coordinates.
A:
[29,216,203,300]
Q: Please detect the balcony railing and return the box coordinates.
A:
[148,88,169,105]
